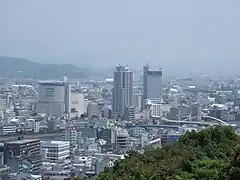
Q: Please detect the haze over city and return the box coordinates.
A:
[1,0,240,75]
[1,1,240,179]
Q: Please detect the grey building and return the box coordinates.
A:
[169,106,179,120]
[96,128,115,147]
[36,81,71,116]
[143,64,163,100]
[134,92,143,111]
[4,139,42,173]
[123,106,135,121]
[190,102,201,120]
[112,65,134,116]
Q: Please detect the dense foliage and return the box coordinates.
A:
[95,126,240,180]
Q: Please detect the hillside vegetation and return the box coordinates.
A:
[0,56,97,78]
[94,126,240,180]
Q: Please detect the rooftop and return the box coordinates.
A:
[5,139,39,144]
[41,140,69,146]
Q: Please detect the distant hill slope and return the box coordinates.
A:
[0,56,96,79]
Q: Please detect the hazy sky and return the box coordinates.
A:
[0,0,240,73]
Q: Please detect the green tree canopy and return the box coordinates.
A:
[96,126,240,180]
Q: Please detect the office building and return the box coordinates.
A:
[87,101,100,119]
[144,98,163,118]
[190,102,201,120]
[0,124,16,135]
[70,93,84,118]
[123,106,135,121]
[96,128,116,147]
[41,141,70,162]
[143,64,163,100]
[25,119,40,133]
[112,65,134,116]
[169,106,179,120]
[0,95,7,111]
[36,81,71,116]
[4,139,42,173]
[115,128,129,151]
[64,126,77,151]
[134,92,143,111]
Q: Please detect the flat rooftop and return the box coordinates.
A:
[5,139,39,144]
[41,140,69,145]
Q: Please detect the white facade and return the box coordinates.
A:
[16,173,42,180]
[70,93,84,118]
[1,124,16,135]
[26,119,40,133]
[41,141,70,162]
[151,104,162,118]
[145,98,163,118]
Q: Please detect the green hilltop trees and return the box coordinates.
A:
[95,126,240,180]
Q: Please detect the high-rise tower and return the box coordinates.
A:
[112,65,134,117]
[143,64,163,100]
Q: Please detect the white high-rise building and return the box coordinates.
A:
[112,65,134,116]
[143,64,163,100]
[36,81,71,116]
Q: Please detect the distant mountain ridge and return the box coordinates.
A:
[0,56,98,79]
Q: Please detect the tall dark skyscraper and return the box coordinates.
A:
[143,64,163,100]
[112,65,134,117]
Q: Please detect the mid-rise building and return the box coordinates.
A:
[64,126,77,151]
[70,93,84,118]
[134,92,143,111]
[144,98,163,118]
[190,102,201,120]
[26,119,40,133]
[4,139,42,173]
[87,101,100,119]
[96,128,116,147]
[0,123,16,135]
[36,81,71,116]
[169,106,179,120]
[41,141,70,162]
[115,128,129,151]
[112,65,134,117]
[123,106,135,121]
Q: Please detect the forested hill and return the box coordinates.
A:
[95,126,240,180]
[0,56,98,78]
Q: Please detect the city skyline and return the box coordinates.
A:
[1,1,240,179]
[1,0,240,75]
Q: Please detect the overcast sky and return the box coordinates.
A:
[0,0,240,74]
